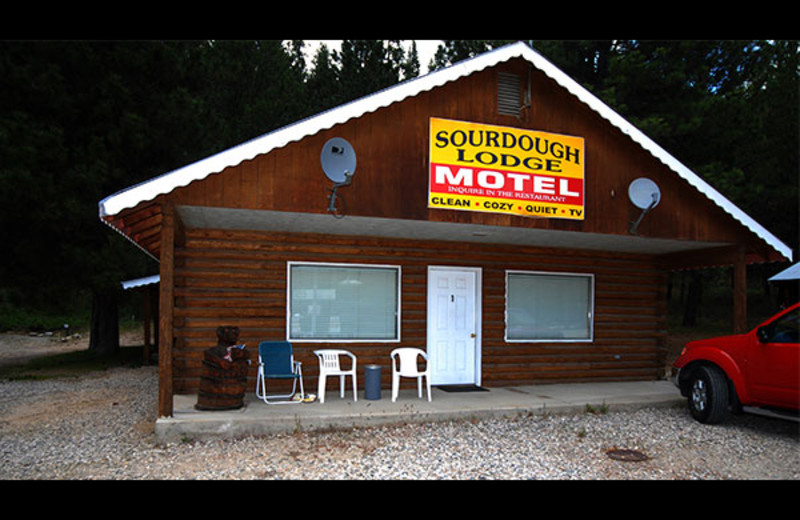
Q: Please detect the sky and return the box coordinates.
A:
[302,40,443,74]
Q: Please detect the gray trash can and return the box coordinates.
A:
[365,365,382,400]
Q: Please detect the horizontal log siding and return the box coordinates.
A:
[171,227,667,393]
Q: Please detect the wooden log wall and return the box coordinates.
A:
[171,227,668,394]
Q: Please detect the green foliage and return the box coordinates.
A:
[0,303,89,332]
[584,401,608,414]
[0,40,421,324]
[594,40,798,253]
[667,267,785,333]
[429,40,516,70]
[1,39,795,332]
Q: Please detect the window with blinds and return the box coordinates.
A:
[505,271,594,342]
[288,262,401,342]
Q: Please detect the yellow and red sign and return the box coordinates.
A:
[429,118,585,220]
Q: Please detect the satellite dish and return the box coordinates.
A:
[321,138,357,217]
[628,177,661,210]
[627,178,661,235]
[321,137,357,184]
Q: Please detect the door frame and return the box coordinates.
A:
[426,265,482,386]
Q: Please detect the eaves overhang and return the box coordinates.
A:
[178,205,732,258]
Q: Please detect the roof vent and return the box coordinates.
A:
[497,72,521,116]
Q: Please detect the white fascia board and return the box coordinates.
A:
[121,274,160,290]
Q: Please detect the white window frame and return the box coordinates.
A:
[504,270,595,343]
[286,261,402,343]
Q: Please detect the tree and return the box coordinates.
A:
[1,39,794,337]
[0,40,311,343]
[402,41,421,80]
[429,39,798,324]
[306,42,343,112]
[337,40,411,102]
[429,40,514,70]
[595,40,799,323]
[530,40,617,89]
[194,40,309,150]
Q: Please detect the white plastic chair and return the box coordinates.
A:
[313,350,358,403]
[391,348,431,402]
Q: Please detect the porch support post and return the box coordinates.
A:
[142,285,151,363]
[158,204,175,418]
[733,245,747,334]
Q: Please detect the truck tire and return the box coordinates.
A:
[687,365,729,424]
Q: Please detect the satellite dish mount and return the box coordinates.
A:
[627,177,661,235]
[321,138,357,218]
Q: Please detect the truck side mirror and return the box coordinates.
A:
[756,326,772,344]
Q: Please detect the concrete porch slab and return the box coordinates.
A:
[155,380,683,444]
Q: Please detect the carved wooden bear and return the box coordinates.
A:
[195,325,250,411]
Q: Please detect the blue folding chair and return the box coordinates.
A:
[255,341,305,404]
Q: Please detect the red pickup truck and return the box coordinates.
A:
[673,302,799,424]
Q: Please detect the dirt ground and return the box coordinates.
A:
[0,329,144,369]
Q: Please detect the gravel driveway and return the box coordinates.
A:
[1,360,798,479]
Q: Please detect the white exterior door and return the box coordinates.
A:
[427,267,481,385]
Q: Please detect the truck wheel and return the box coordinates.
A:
[687,365,729,424]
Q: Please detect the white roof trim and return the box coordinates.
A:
[769,262,799,282]
[98,41,792,261]
[121,274,160,290]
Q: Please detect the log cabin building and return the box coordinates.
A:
[99,42,792,417]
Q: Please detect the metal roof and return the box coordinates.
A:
[98,41,792,262]
[121,275,160,290]
[769,263,800,282]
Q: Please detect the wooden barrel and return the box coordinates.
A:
[195,348,249,411]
